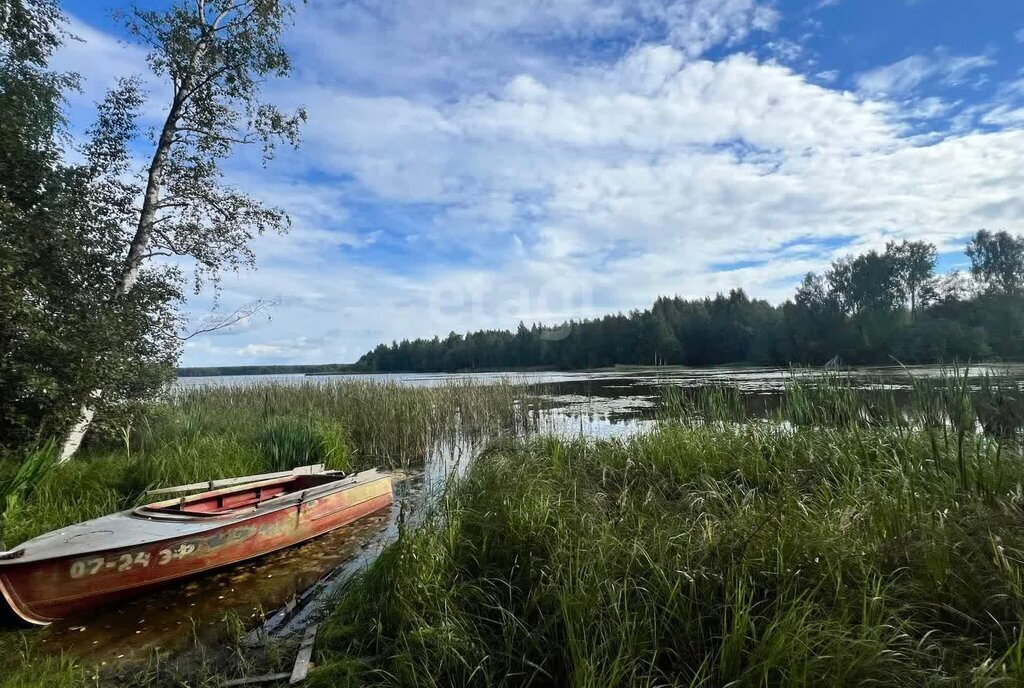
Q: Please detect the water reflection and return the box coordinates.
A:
[33,509,394,661]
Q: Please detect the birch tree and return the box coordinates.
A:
[60,0,305,460]
[2,2,180,452]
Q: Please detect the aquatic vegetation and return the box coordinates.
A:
[164,379,533,464]
[660,383,750,423]
[0,652,86,688]
[0,440,57,548]
[5,372,1024,687]
[311,413,1024,686]
[255,416,353,472]
[661,367,1024,445]
[0,379,531,549]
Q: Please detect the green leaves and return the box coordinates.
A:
[2,1,307,454]
[967,229,1024,295]
[0,2,180,452]
[0,439,56,547]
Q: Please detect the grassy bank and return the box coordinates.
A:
[311,390,1024,686]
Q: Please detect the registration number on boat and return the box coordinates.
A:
[68,543,198,579]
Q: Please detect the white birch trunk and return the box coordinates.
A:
[58,86,191,462]
[58,402,97,463]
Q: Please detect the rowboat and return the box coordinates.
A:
[0,466,392,625]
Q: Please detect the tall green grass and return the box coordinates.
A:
[0,440,56,548]
[660,384,749,424]
[311,415,1024,686]
[255,417,353,472]
[164,379,534,464]
[661,368,1024,443]
[0,379,531,548]
[0,379,534,688]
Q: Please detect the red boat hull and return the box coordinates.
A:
[0,473,392,624]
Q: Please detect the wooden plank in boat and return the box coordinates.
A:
[146,464,329,496]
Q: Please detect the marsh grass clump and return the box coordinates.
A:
[312,420,1024,687]
[972,374,1024,441]
[0,650,87,688]
[255,416,353,472]
[664,368,1024,446]
[780,371,905,429]
[0,440,57,547]
[660,384,748,424]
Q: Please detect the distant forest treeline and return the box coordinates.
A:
[178,363,355,377]
[354,230,1024,372]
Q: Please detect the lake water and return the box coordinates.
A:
[177,364,1024,438]
[30,364,1024,661]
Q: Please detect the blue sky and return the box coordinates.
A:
[56,0,1024,365]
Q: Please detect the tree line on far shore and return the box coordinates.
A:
[355,230,1024,372]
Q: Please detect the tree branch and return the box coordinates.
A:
[215,5,259,33]
[152,227,188,255]
[180,57,252,101]
[213,2,252,30]
[178,298,279,341]
[173,125,255,145]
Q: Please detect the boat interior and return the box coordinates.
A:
[141,474,348,517]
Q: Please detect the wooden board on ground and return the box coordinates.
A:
[221,672,291,686]
[289,623,319,684]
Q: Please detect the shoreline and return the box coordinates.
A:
[177,361,1024,379]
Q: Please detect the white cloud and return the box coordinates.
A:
[662,0,780,58]
[981,106,1024,127]
[53,14,157,111]
[194,40,1024,364]
[855,51,994,97]
[456,50,894,153]
[765,39,803,63]
[1015,27,1024,44]
[286,0,779,100]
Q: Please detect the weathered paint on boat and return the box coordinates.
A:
[0,468,392,625]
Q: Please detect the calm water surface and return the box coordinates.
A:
[180,363,1024,434]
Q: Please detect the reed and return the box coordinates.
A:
[310,419,1024,686]
[0,379,532,548]
[163,378,531,464]
[659,384,748,424]
[661,367,1024,445]
[0,440,57,548]
[255,416,353,472]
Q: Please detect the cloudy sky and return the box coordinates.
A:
[59,0,1024,366]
